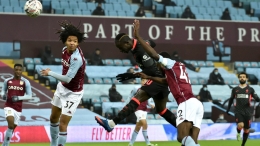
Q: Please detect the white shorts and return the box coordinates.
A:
[135,110,147,122]
[52,82,83,116]
[176,98,204,129]
[4,107,21,125]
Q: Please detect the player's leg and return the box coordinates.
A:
[57,91,83,146]
[96,89,150,132]
[3,116,15,146]
[176,99,198,146]
[152,94,176,128]
[241,116,251,146]
[235,113,244,141]
[140,119,157,146]
[191,99,204,146]
[50,95,62,146]
[129,112,142,146]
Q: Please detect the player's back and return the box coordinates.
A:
[165,62,195,105]
[61,47,86,92]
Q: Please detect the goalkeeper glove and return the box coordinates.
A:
[12,96,19,102]
[116,73,137,82]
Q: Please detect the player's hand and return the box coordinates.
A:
[12,96,19,102]
[150,104,155,109]
[133,19,140,38]
[40,68,51,76]
[116,73,137,82]
[2,94,7,100]
[134,72,149,79]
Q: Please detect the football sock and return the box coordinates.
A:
[3,128,13,146]
[142,130,150,145]
[50,123,59,146]
[237,127,241,133]
[113,98,140,124]
[242,132,249,146]
[130,131,138,144]
[57,132,67,146]
[160,108,176,128]
[182,136,197,146]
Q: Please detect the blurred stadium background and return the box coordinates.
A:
[0,0,260,145]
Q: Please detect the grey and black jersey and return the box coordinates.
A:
[227,85,260,116]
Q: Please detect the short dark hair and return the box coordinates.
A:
[238,72,248,78]
[115,33,130,43]
[159,52,171,59]
[14,64,23,68]
[56,20,86,43]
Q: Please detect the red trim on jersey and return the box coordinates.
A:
[249,94,252,106]
[131,39,137,50]
[159,108,167,115]
[131,97,140,105]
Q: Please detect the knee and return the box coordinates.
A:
[238,123,244,129]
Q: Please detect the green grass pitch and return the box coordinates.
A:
[9,140,260,146]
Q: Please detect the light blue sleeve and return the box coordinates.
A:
[66,54,83,78]
[24,79,32,96]
[158,55,176,69]
[1,79,8,96]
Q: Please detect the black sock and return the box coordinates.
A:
[160,109,176,128]
[237,127,241,133]
[113,99,139,124]
[242,132,249,146]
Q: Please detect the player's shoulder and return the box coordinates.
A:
[3,77,13,83]
[71,49,83,62]
[21,77,30,84]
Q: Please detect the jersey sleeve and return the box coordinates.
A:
[66,55,83,78]
[158,55,176,69]
[24,79,32,96]
[1,79,8,96]
[230,88,236,99]
[251,88,260,102]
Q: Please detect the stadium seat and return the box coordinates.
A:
[113,3,122,10]
[112,78,121,84]
[122,59,131,66]
[33,58,43,65]
[117,11,126,16]
[13,7,23,13]
[234,61,243,68]
[93,78,104,84]
[74,10,82,15]
[243,62,251,68]
[192,0,200,7]
[224,79,232,85]
[78,2,87,10]
[82,10,91,15]
[64,9,73,15]
[54,9,63,14]
[145,13,153,17]
[198,78,207,85]
[105,59,114,66]
[51,1,60,9]
[176,0,185,6]
[214,8,222,16]
[86,3,96,10]
[251,17,259,21]
[4,6,13,13]
[198,7,206,15]
[216,1,224,8]
[251,62,259,68]
[190,78,199,85]
[103,78,112,84]
[205,61,214,67]
[231,79,239,85]
[69,1,78,9]
[200,0,208,7]
[209,1,217,8]
[147,114,155,120]
[1,0,10,6]
[100,95,109,102]
[130,4,139,12]
[121,3,131,12]
[88,78,94,84]
[143,0,153,9]
[197,61,206,67]
[206,8,214,15]
[189,61,198,67]
[108,11,118,16]
[10,0,19,7]
[236,67,244,73]
[113,59,123,66]
[104,3,113,10]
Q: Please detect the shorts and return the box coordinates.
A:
[4,107,21,125]
[235,113,251,129]
[141,79,170,99]
[52,82,83,116]
[135,110,147,122]
[176,98,204,129]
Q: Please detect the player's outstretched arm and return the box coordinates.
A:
[133,19,159,61]
[135,72,168,85]
[252,88,260,102]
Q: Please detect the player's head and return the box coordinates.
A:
[13,64,23,78]
[238,72,248,84]
[115,33,133,53]
[157,52,171,70]
[56,20,86,53]
[141,78,147,86]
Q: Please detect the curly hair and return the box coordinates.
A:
[56,20,86,43]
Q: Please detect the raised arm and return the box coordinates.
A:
[133,19,160,61]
